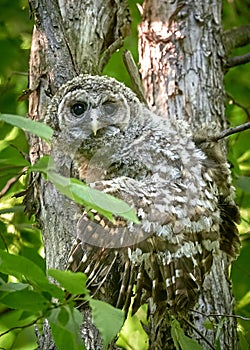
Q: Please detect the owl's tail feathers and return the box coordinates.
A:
[157,255,202,313]
[219,201,241,259]
[121,247,213,317]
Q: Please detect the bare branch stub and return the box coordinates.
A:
[223,24,250,55]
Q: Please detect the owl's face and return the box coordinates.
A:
[47,75,143,141]
[55,86,132,142]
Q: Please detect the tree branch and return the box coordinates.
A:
[195,122,250,144]
[226,52,250,68]
[214,122,250,141]
[122,50,148,105]
[223,24,250,55]
[0,169,27,198]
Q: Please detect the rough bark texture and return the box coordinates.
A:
[28,0,238,349]
[138,0,238,349]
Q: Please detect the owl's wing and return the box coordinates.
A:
[67,172,220,315]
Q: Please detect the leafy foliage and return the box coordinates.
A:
[171,319,203,350]
[0,0,250,349]
[0,250,125,350]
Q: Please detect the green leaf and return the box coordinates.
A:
[203,318,215,330]
[0,290,49,312]
[29,157,139,224]
[89,297,125,349]
[171,318,203,350]
[237,290,250,309]
[215,317,225,350]
[71,178,139,222]
[48,269,88,295]
[0,114,53,143]
[0,250,46,283]
[238,328,249,350]
[0,282,29,292]
[47,171,139,224]
[0,250,64,300]
[0,141,30,167]
[0,309,37,349]
[48,305,85,350]
[29,155,50,175]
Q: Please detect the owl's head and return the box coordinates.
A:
[46,75,142,139]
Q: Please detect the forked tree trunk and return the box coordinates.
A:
[28,0,238,349]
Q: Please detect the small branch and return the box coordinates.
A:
[223,24,250,55]
[183,318,216,350]
[212,122,250,141]
[226,53,250,68]
[195,122,250,144]
[122,50,148,105]
[192,309,250,322]
[227,92,250,120]
[0,169,27,199]
[99,37,124,73]
[0,315,43,337]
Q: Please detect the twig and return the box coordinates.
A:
[122,50,148,105]
[99,37,124,73]
[0,169,27,198]
[195,122,250,144]
[183,317,216,350]
[191,309,250,321]
[212,122,250,141]
[226,53,250,68]
[227,92,250,120]
[0,314,43,338]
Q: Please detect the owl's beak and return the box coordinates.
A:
[91,118,99,136]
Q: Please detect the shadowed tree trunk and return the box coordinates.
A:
[27,0,238,349]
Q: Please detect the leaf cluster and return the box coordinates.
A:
[0,249,124,350]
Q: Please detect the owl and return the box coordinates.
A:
[46,74,240,316]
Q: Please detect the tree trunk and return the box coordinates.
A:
[28,1,129,349]
[28,0,238,349]
[139,0,238,349]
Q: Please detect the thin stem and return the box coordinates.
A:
[191,309,250,321]
[183,317,216,350]
[213,122,250,141]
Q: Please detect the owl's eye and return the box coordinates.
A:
[71,102,88,117]
[102,101,117,116]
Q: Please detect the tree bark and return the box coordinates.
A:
[28,1,129,349]
[139,0,238,349]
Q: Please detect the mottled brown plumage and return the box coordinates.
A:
[46,74,240,316]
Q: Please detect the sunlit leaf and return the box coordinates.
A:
[88,297,125,349]
[47,171,139,224]
[171,318,203,350]
[48,305,85,350]
[0,114,53,143]
[49,269,88,295]
[0,290,49,312]
[0,250,64,300]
